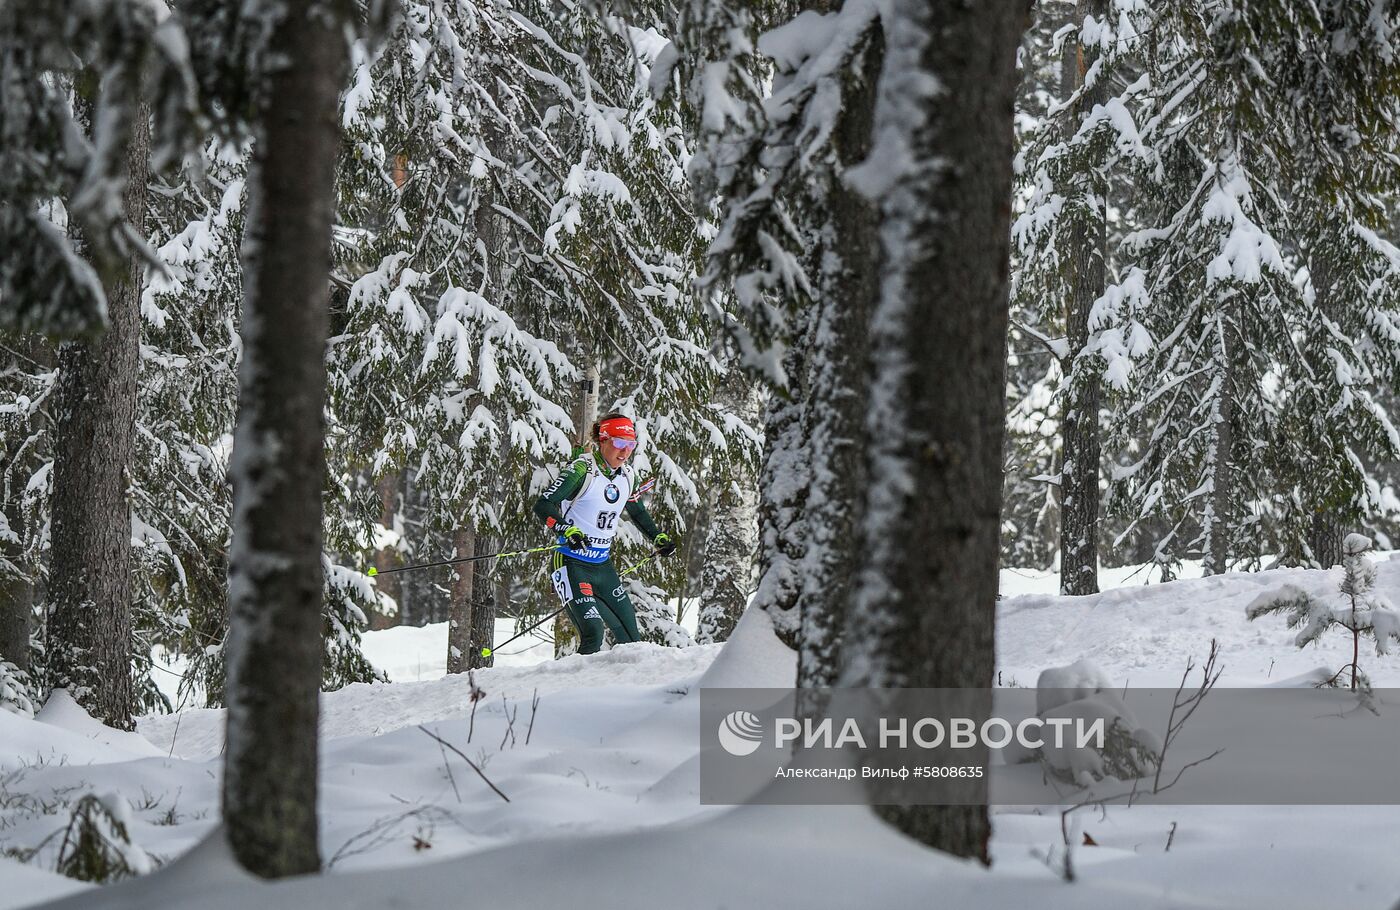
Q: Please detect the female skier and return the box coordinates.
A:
[533,413,677,654]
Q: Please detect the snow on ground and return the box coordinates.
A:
[998,553,1400,687]
[7,563,1400,909]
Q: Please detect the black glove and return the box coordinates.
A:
[562,525,587,550]
[654,533,677,557]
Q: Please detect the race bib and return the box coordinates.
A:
[550,566,573,604]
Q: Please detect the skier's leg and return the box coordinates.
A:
[551,555,605,654]
[593,563,641,644]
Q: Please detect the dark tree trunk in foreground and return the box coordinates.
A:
[222,0,349,879]
[1058,0,1106,596]
[47,102,148,729]
[839,0,1023,864]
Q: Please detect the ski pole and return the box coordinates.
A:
[621,546,658,574]
[367,543,560,578]
[481,548,661,658]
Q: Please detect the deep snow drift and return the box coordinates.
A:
[5,562,1400,909]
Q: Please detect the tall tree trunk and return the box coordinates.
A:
[1058,0,1106,596]
[461,145,508,668]
[1202,309,1234,576]
[1308,513,1345,569]
[446,526,475,674]
[790,16,883,690]
[47,101,148,729]
[468,535,496,669]
[222,0,349,879]
[1304,245,1345,569]
[838,0,1022,863]
[370,472,402,629]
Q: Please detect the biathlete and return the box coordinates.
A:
[533,413,677,654]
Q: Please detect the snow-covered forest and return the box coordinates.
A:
[4,0,1400,907]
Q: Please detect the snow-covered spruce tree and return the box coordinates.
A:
[1262,4,1400,569]
[1013,0,1154,593]
[1104,4,1301,577]
[512,0,741,645]
[0,0,201,726]
[696,376,762,643]
[220,0,354,879]
[1107,3,1400,576]
[1002,5,1072,572]
[329,0,747,661]
[677,0,885,687]
[1000,344,1061,570]
[0,334,50,682]
[834,0,1024,862]
[1247,533,1400,691]
[668,0,801,650]
[135,144,246,708]
[0,1,197,337]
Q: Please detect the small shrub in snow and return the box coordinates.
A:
[54,794,154,883]
[1008,660,1161,787]
[1246,534,1400,691]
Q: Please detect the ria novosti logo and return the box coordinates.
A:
[715,709,1107,754]
[717,711,764,756]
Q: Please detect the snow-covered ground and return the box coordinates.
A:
[7,561,1400,909]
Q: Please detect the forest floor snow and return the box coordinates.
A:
[5,560,1400,908]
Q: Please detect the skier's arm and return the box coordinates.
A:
[624,498,662,540]
[534,460,588,527]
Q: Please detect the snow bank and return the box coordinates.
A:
[998,558,1400,687]
[697,604,795,689]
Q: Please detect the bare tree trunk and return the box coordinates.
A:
[222,0,349,879]
[446,526,475,674]
[1309,513,1345,569]
[838,0,1022,863]
[47,101,148,729]
[1058,0,1106,596]
[468,535,496,669]
[1303,247,1345,569]
[370,472,401,629]
[1202,311,1234,577]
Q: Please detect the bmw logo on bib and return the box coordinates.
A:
[604,484,620,503]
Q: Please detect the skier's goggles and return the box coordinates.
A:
[608,437,637,451]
